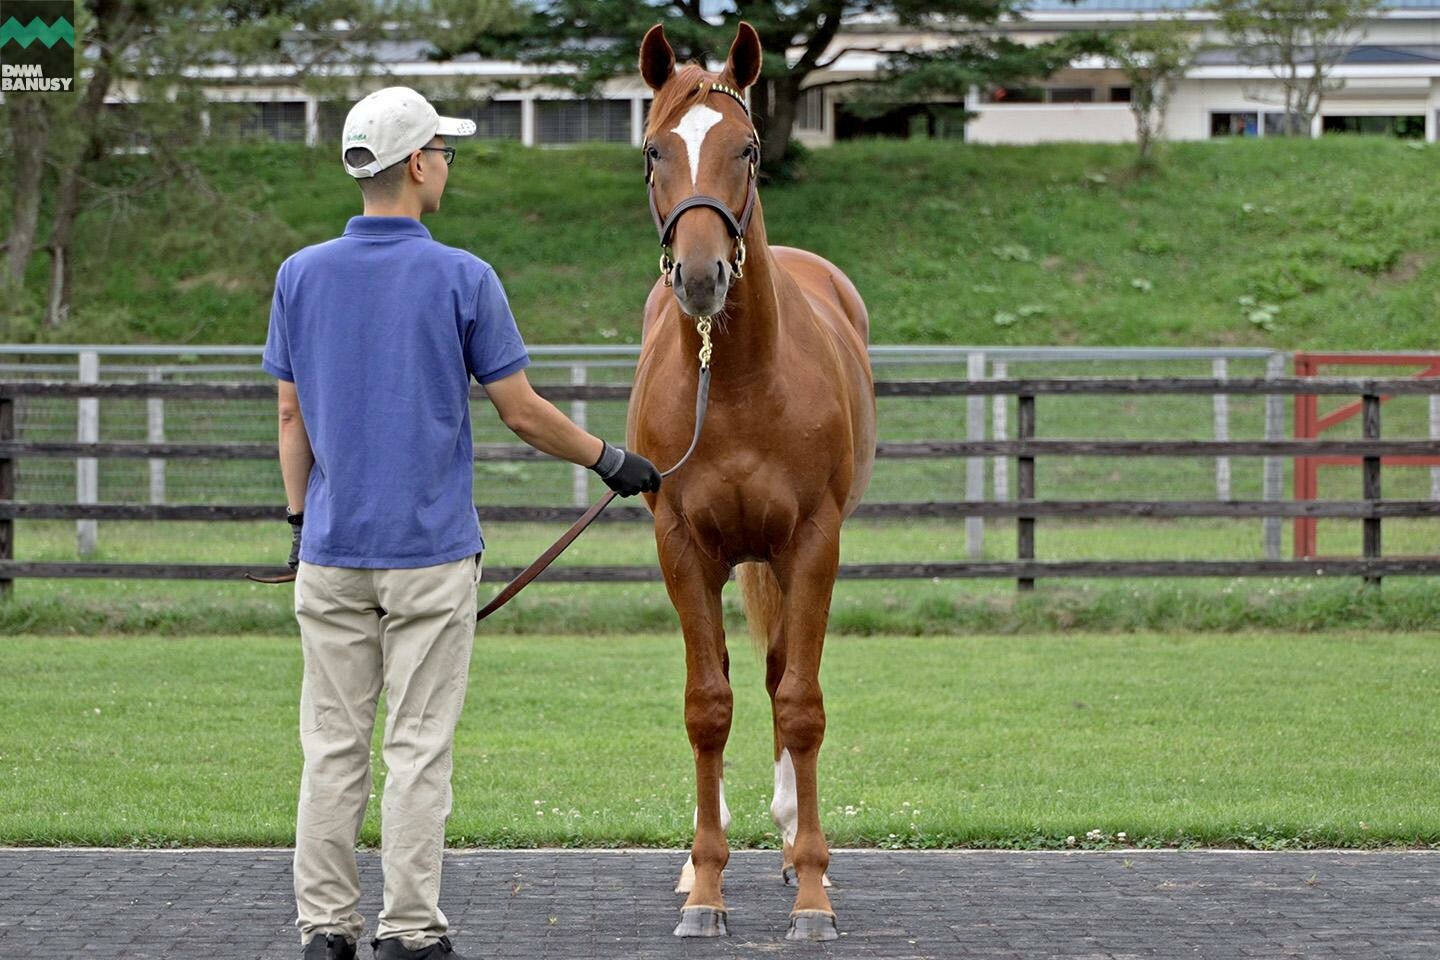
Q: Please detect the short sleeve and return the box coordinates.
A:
[261,261,294,382]
[465,266,531,385]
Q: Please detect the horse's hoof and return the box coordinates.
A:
[786,910,838,942]
[674,906,729,938]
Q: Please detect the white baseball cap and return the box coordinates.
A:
[341,86,477,178]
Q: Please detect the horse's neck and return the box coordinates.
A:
[684,219,782,384]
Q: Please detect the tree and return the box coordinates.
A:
[432,1,1079,177]
[1207,0,1381,136]
[1088,22,1197,166]
[0,0,398,334]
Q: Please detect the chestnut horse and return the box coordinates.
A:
[626,22,876,942]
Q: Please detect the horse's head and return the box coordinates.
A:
[640,22,763,319]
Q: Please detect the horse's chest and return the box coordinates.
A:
[669,449,818,563]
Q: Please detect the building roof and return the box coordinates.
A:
[1193,43,1440,65]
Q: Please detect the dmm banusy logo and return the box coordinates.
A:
[0,0,75,92]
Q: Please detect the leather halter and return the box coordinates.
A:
[644,81,759,282]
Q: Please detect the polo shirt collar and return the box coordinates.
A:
[344,216,432,239]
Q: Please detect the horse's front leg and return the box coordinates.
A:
[657,519,734,938]
[772,509,843,941]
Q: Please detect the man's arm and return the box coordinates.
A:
[278,380,314,512]
[484,369,660,496]
[484,369,605,466]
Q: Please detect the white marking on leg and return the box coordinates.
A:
[679,779,730,894]
[770,748,798,846]
[672,105,723,185]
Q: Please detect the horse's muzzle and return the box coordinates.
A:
[674,258,730,318]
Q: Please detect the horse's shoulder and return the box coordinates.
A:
[771,247,869,347]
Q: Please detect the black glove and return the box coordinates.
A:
[285,509,303,570]
[590,441,661,497]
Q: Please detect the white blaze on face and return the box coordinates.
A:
[770,748,798,845]
[672,104,725,186]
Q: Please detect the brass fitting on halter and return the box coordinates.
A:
[660,247,675,287]
[695,316,714,371]
[731,237,747,280]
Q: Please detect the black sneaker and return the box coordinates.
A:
[302,933,357,960]
[371,936,465,960]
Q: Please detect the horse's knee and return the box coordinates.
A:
[684,681,733,751]
[774,676,825,752]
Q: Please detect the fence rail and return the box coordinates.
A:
[2,373,1438,595]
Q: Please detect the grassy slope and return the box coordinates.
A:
[18,136,1440,348]
[2,632,1435,849]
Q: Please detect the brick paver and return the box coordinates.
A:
[0,848,1434,959]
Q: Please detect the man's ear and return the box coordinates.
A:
[640,23,676,92]
[723,21,762,91]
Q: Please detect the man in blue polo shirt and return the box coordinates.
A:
[263,87,659,960]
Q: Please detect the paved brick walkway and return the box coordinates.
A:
[0,848,1434,959]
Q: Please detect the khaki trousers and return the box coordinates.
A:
[292,554,480,949]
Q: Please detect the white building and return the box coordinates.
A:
[118,0,1440,148]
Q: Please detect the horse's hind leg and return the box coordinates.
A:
[771,512,842,941]
[659,536,734,937]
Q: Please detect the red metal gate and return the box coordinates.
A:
[1294,352,1440,557]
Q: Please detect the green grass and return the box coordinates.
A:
[1,631,1435,849]
[10,136,1440,348]
[6,517,1440,636]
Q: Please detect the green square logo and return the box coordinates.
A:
[0,0,76,92]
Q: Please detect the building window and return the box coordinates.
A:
[796,88,825,131]
[434,101,523,141]
[1322,115,1424,138]
[1263,112,1308,136]
[990,86,1045,104]
[1109,87,1132,103]
[213,101,307,142]
[989,86,1106,104]
[535,99,631,144]
[1210,111,1259,137]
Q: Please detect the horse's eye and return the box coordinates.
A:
[742,143,758,160]
[646,143,662,161]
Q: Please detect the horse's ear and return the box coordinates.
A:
[640,24,676,93]
[724,21,763,91]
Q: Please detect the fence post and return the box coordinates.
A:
[1017,393,1035,592]
[1213,357,1231,500]
[148,367,166,505]
[77,351,99,558]
[571,364,588,507]
[0,394,12,600]
[1431,394,1440,502]
[966,352,985,560]
[1363,393,1382,589]
[992,361,1009,501]
[1263,353,1285,560]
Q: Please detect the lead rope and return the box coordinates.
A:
[470,317,712,621]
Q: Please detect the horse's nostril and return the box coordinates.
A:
[672,261,684,288]
[715,260,725,282]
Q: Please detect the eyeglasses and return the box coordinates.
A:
[417,146,456,166]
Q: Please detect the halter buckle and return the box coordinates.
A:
[732,237,747,280]
[660,248,675,287]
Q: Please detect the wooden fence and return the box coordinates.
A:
[3,375,1440,596]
